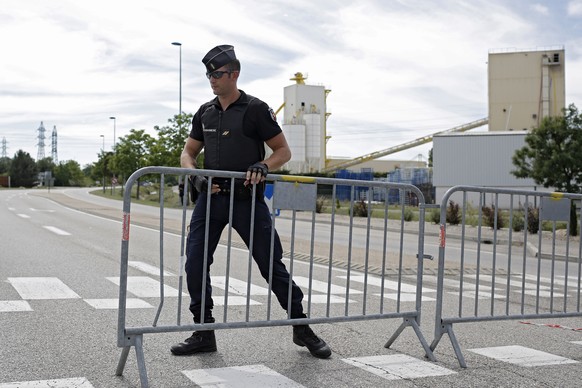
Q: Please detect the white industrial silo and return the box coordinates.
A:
[280,73,329,173]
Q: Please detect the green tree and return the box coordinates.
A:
[36,157,56,174]
[0,156,11,174]
[54,160,85,186]
[149,113,192,167]
[10,150,38,187]
[512,103,582,236]
[111,129,154,197]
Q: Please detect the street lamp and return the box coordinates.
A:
[100,134,105,193]
[109,116,116,149]
[171,42,182,115]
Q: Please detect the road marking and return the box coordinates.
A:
[447,290,506,299]
[0,300,33,312]
[0,377,95,387]
[378,293,436,302]
[182,364,306,387]
[8,277,80,300]
[293,276,363,295]
[342,354,456,380]
[465,274,552,290]
[213,276,270,296]
[341,274,435,293]
[84,298,153,309]
[30,208,56,212]
[468,345,578,367]
[213,296,262,306]
[107,276,188,297]
[17,214,30,218]
[128,261,176,277]
[43,226,71,235]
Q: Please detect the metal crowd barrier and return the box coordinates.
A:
[430,186,582,367]
[114,166,435,387]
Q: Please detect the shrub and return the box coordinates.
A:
[482,205,505,229]
[403,208,414,222]
[353,200,368,217]
[527,206,540,234]
[446,201,461,225]
[316,196,325,213]
[511,212,525,232]
[429,208,441,224]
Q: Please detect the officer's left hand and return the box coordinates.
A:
[245,162,268,185]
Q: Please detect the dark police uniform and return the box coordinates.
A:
[185,90,305,323]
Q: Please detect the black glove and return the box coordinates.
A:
[189,175,208,193]
[247,162,268,178]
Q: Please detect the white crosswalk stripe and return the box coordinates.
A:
[342,354,456,380]
[182,364,306,387]
[468,345,578,367]
[0,377,95,387]
[8,277,80,300]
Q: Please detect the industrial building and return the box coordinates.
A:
[433,46,566,206]
[277,46,566,207]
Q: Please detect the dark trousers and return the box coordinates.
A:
[185,193,305,323]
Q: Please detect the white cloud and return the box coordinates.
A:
[568,0,582,16]
[0,0,580,166]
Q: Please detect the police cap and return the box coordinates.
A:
[202,45,236,72]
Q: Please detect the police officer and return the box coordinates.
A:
[171,45,331,359]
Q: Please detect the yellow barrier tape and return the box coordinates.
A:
[550,192,564,200]
[280,176,316,183]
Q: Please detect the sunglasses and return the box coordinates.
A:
[206,70,233,79]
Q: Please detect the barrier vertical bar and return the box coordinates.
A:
[153,174,165,327]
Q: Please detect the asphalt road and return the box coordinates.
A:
[1,187,582,388]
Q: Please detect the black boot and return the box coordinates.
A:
[293,325,331,359]
[170,330,217,355]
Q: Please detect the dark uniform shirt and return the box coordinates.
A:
[190,90,281,172]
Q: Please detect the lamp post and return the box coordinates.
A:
[100,134,105,193]
[109,116,116,149]
[109,116,116,195]
[171,42,182,115]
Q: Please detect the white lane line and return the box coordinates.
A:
[17,214,30,218]
[293,276,363,295]
[212,276,270,296]
[340,274,435,293]
[8,277,80,300]
[377,293,436,302]
[0,300,33,312]
[183,364,306,388]
[84,298,153,309]
[107,276,188,298]
[468,345,578,367]
[128,261,176,277]
[342,354,456,380]
[0,377,95,387]
[30,208,56,212]
[214,296,261,306]
[43,226,71,235]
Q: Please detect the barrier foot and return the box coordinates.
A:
[445,324,467,368]
[115,335,149,388]
[384,317,436,362]
[115,345,130,376]
[134,334,149,388]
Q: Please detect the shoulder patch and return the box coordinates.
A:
[268,107,277,122]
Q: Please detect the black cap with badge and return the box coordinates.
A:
[202,45,236,72]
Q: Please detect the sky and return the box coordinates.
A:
[1,0,581,168]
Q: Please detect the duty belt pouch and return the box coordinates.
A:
[188,177,199,204]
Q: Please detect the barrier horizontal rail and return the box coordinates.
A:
[430,185,582,368]
[113,166,435,387]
